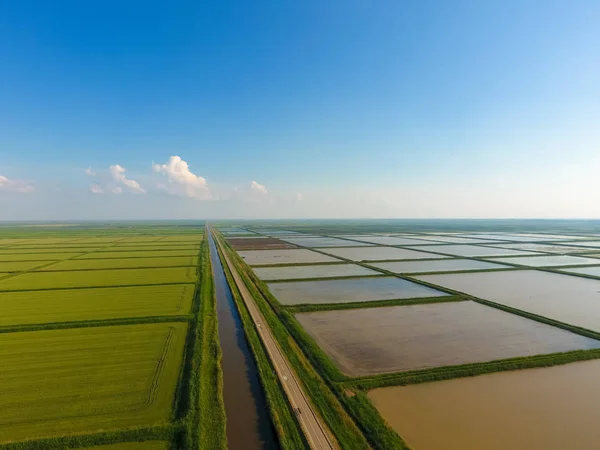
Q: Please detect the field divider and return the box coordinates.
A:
[341,348,600,391]
[0,424,179,450]
[0,315,192,334]
[0,281,197,293]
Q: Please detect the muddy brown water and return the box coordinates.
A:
[369,359,600,450]
[417,270,600,332]
[295,301,600,376]
[208,231,278,450]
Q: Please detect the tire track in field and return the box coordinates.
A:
[146,326,175,406]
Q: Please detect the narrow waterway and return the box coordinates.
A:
[207,228,279,450]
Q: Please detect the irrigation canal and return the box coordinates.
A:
[207,229,279,450]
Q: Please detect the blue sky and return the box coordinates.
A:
[1,0,599,219]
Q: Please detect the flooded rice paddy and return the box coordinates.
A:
[337,236,439,246]
[562,241,600,248]
[268,276,447,305]
[238,248,341,266]
[558,266,600,278]
[369,258,510,274]
[417,270,600,332]
[409,244,541,258]
[280,237,373,247]
[486,242,597,253]
[295,301,599,376]
[253,263,379,281]
[227,237,295,250]
[319,246,446,261]
[455,233,574,242]
[485,255,600,267]
[369,359,600,450]
[403,235,504,244]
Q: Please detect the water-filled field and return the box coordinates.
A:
[280,236,374,247]
[417,270,600,331]
[253,263,380,281]
[559,266,600,278]
[268,276,448,305]
[238,248,342,265]
[409,244,541,257]
[369,258,509,274]
[295,302,599,375]
[335,236,439,246]
[369,359,600,450]
[485,242,598,253]
[320,246,446,261]
[484,255,600,267]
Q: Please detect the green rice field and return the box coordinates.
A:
[0,322,188,443]
[76,249,199,259]
[40,255,198,271]
[0,284,195,326]
[0,266,198,291]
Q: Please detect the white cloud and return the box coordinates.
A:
[296,193,303,201]
[109,164,145,194]
[85,167,96,176]
[111,186,123,194]
[152,156,210,199]
[90,184,104,194]
[250,180,268,194]
[0,175,34,193]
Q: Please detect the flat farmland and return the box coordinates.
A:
[295,302,600,376]
[0,260,49,272]
[280,237,374,247]
[5,244,106,250]
[0,284,195,326]
[417,270,600,332]
[0,322,187,443]
[0,266,197,291]
[82,442,171,450]
[485,243,598,254]
[41,255,198,271]
[228,237,296,250]
[337,236,440,246]
[92,245,197,252]
[268,276,448,305]
[408,244,542,258]
[369,258,510,274]
[320,246,446,261]
[238,248,342,265]
[485,255,600,267]
[559,266,600,278]
[368,359,600,450]
[76,249,199,259]
[254,263,380,281]
[0,252,83,262]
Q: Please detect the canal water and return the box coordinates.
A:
[207,229,278,450]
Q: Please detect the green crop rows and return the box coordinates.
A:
[0,225,226,449]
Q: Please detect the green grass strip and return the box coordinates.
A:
[0,425,178,450]
[343,348,600,391]
[0,315,191,334]
[286,295,464,313]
